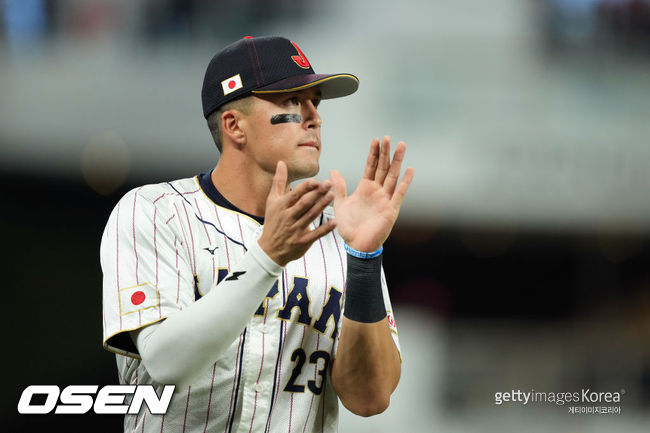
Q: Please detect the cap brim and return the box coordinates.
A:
[251,73,359,99]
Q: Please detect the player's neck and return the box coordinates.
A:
[210,158,270,218]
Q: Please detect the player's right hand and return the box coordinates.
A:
[258,161,337,266]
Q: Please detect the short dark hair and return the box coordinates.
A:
[206,96,253,153]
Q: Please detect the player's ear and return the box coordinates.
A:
[221,109,247,148]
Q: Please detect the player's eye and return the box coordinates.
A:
[312,98,321,108]
[286,96,300,106]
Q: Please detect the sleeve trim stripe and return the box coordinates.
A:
[103,317,168,359]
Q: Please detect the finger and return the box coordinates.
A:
[272,161,288,196]
[302,219,337,244]
[329,170,347,201]
[295,190,334,228]
[284,178,320,207]
[375,136,391,185]
[390,167,415,210]
[362,138,380,180]
[289,183,332,220]
[383,141,407,195]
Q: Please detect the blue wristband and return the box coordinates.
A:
[344,243,383,259]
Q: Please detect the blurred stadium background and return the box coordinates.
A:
[2,0,649,431]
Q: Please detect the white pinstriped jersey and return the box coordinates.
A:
[101,174,400,433]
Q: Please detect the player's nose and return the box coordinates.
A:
[302,100,322,129]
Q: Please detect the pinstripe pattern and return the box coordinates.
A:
[224,334,244,433]
[101,176,400,433]
[195,198,216,283]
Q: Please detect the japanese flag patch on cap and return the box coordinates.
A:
[221,74,243,96]
[119,283,159,316]
[202,36,359,118]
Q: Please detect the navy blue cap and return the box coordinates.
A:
[201,36,359,118]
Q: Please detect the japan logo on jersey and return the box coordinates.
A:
[118,283,159,316]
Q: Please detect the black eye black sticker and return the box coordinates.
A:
[271,114,302,124]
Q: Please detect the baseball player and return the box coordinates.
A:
[101,36,414,433]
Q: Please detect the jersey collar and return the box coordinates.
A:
[198,171,265,225]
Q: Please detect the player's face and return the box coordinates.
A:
[243,88,322,182]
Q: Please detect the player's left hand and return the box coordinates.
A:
[330,136,414,252]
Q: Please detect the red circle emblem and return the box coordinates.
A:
[228,80,236,89]
[131,291,146,305]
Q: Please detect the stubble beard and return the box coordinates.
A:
[288,159,320,183]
